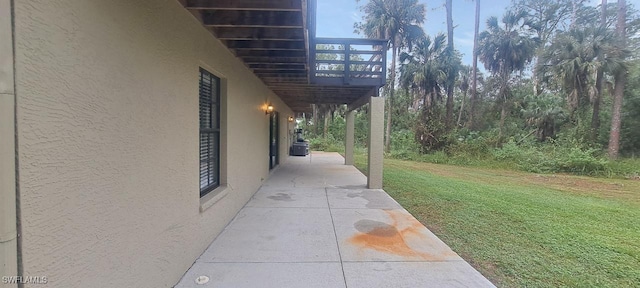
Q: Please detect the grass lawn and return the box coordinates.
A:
[354,154,640,287]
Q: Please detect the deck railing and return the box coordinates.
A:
[311,38,387,86]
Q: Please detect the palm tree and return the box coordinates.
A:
[511,0,576,96]
[521,93,566,141]
[445,0,457,128]
[399,34,447,109]
[356,0,426,153]
[477,10,537,141]
[469,0,480,130]
[608,0,627,159]
[592,0,607,141]
[457,65,472,127]
[542,28,599,117]
[540,26,623,127]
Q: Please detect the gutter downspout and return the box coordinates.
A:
[0,0,19,286]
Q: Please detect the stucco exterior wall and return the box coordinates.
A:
[13,0,293,287]
[0,0,18,286]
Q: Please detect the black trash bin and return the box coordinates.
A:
[291,128,309,156]
[292,142,308,156]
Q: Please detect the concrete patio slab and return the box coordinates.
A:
[261,153,367,189]
[176,152,494,287]
[198,207,339,263]
[176,262,346,288]
[247,187,328,208]
[342,261,495,288]
[332,208,462,262]
[327,188,403,209]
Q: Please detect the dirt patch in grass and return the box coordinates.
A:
[517,174,639,204]
[525,174,621,189]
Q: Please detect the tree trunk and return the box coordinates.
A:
[609,76,626,158]
[384,42,397,153]
[498,101,507,142]
[312,104,318,135]
[571,0,577,28]
[608,0,626,159]
[469,0,480,130]
[498,69,510,143]
[457,89,467,127]
[591,0,607,142]
[446,0,453,50]
[323,109,330,138]
[330,106,335,123]
[422,88,427,109]
[445,0,455,129]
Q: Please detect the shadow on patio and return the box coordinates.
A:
[176,152,494,288]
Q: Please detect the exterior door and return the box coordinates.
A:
[269,112,279,170]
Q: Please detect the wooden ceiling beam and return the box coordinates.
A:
[235,50,306,57]
[186,0,302,11]
[226,40,305,50]
[242,57,306,64]
[202,10,302,28]
[246,62,306,66]
[249,63,306,69]
[254,71,307,76]
[263,81,309,85]
[261,77,308,81]
[302,0,311,83]
[214,27,303,41]
[253,72,307,76]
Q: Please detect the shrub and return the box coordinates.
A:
[307,134,343,152]
[492,140,521,161]
[414,107,452,152]
[388,149,420,161]
[391,130,420,152]
[558,147,607,174]
[492,140,609,175]
[446,138,491,159]
[606,158,640,179]
[421,151,452,164]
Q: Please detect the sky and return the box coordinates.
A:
[315,0,640,67]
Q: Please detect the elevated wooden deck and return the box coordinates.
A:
[179,0,387,112]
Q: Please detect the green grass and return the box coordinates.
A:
[354,153,640,288]
[380,139,640,179]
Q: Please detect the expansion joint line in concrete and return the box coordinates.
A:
[325,187,348,287]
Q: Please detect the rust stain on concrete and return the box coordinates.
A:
[348,210,457,260]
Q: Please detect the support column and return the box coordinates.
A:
[344,110,355,165]
[0,0,18,285]
[367,97,384,189]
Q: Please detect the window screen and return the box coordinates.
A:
[199,68,220,197]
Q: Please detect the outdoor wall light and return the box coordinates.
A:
[265,104,274,114]
[288,116,294,122]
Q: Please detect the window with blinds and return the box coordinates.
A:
[199,68,220,197]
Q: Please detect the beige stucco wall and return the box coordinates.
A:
[1,0,18,286]
[13,0,293,287]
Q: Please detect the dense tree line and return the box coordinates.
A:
[353,0,640,158]
[308,0,640,161]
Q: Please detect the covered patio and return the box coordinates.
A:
[179,0,387,188]
[176,152,494,287]
[175,0,492,286]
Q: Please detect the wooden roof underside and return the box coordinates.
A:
[180,0,381,113]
